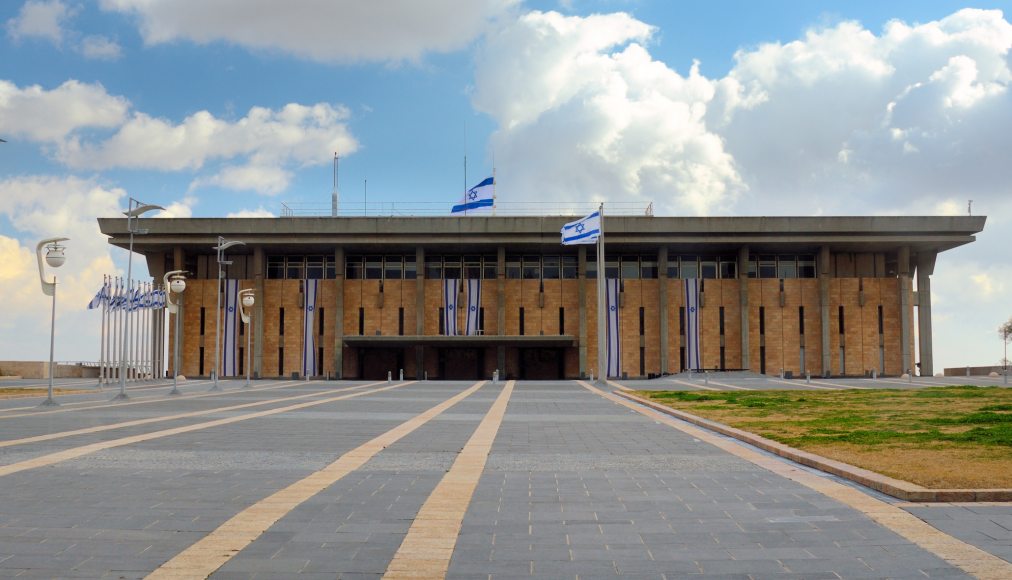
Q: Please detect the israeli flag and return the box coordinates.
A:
[561,211,601,245]
[302,279,319,377]
[221,279,240,376]
[443,278,459,336]
[465,278,482,336]
[451,177,494,214]
[87,279,109,310]
[605,278,621,377]
[684,278,701,371]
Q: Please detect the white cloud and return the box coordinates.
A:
[80,34,123,60]
[226,207,275,218]
[155,196,197,218]
[195,165,292,196]
[5,0,70,45]
[0,79,129,142]
[473,10,743,215]
[101,0,517,63]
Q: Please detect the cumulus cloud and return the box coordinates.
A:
[5,0,70,45]
[473,10,743,215]
[226,207,275,218]
[155,196,197,218]
[101,0,517,63]
[0,80,129,142]
[80,34,123,60]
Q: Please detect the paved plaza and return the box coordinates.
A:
[0,375,1009,578]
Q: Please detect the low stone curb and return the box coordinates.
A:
[616,390,1012,503]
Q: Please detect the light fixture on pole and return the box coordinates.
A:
[211,237,245,391]
[36,237,69,407]
[114,198,164,401]
[238,289,255,388]
[163,269,187,396]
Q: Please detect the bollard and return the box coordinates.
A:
[966,366,970,377]
[704,371,709,386]
[492,369,499,384]
[806,372,811,384]
[908,370,913,383]
[399,369,403,381]
[387,371,392,384]
[872,369,877,380]
[589,370,594,382]
[780,368,784,380]
[424,371,428,381]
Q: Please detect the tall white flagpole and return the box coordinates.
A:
[112,278,120,382]
[141,282,149,379]
[98,275,107,388]
[596,203,607,384]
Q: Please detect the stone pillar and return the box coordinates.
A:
[497,246,506,372]
[738,246,750,371]
[658,247,669,375]
[415,246,425,378]
[253,246,265,378]
[333,246,344,379]
[916,251,937,376]
[145,253,168,378]
[898,246,912,375]
[819,245,832,377]
[578,246,588,378]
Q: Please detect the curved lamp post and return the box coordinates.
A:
[37,237,69,407]
[211,237,245,391]
[114,198,164,401]
[163,270,187,396]
[238,289,255,388]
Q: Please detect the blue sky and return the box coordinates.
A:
[1,0,1011,370]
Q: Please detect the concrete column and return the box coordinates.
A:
[658,247,669,375]
[738,246,750,371]
[333,246,344,379]
[916,251,937,376]
[253,246,265,378]
[172,246,184,378]
[497,246,506,372]
[819,245,832,377]
[144,253,168,378]
[415,246,425,378]
[898,246,912,375]
[578,246,588,377]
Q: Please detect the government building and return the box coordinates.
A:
[97,215,984,381]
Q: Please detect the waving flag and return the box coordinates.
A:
[561,211,601,245]
[87,279,109,309]
[451,177,494,214]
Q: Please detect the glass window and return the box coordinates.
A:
[719,259,737,279]
[286,257,304,280]
[561,255,578,279]
[759,255,776,278]
[384,256,403,280]
[605,257,619,279]
[639,259,657,279]
[586,255,597,279]
[425,257,442,279]
[444,255,461,279]
[680,256,698,279]
[798,256,816,278]
[621,257,639,280]
[325,256,336,279]
[505,254,521,279]
[404,255,417,280]
[700,259,717,279]
[777,255,797,279]
[522,255,540,279]
[482,256,498,279]
[306,256,324,279]
[365,256,382,279]
[267,256,284,279]
[666,256,679,279]
[464,255,481,279]
[346,256,363,279]
[542,255,560,279]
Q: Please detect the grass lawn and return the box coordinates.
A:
[636,385,1012,489]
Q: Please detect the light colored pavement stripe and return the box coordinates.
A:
[578,380,1012,580]
[384,380,515,579]
[146,380,489,580]
[669,378,721,391]
[764,376,867,390]
[0,381,388,449]
[0,381,416,479]
[0,380,216,412]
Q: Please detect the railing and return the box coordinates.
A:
[280,201,654,217]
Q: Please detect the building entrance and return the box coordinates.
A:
[359,348,404,380]
[439,348,483,380]
[520,348,564,380]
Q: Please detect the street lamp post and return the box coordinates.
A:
[163,270,187,396]
[211,237,245,391]
[239,289,255,388]
[114,198,164,401]
[36,237,69,407]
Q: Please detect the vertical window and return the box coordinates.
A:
[559,307,565,335]
[443,255,461,279]
[561,255,578,279]
[522,256,540,279]
[798,256,816,278]
[640,259,657,279]
[878,305,884,335]
[680,347,686,371]
[483,255,498,280]
[720,347,726,371]
[318,307,325,336]
[286,257,304,280]
[267,256,285,279]
[758,255,776,278]
[586,255,597,280]
[425,256,442,279]
[799,306,805,335]
[479,308,485,332]
[404,255,417,280]
[346,256,363,279]
[278,348,284,376]
[199,347,205,375]
[385,256,403,280]
[666,256,679,279]
[777,255,797,279]
[325,255,337,279]
[439,307,445,335]
[542,255,560,279]
[680,256,698,279]
[759,307,766,335]
[306,256,324,279]
[200,307,206,336]
[639,307,645,336]
[464,255,481,279]
[398,307,404,336]
[838,306,845,335]
[365,257,382,279]
[605,256,619,280]
[700,259,717,279]
[639,347,645,377]
[519,307,525,336]
[679,307,685,336]
[238,348,244,374]
[719,307,725,336]
[358,307,364,335]
[760,346,767,374]
[621,256,639,280]
[505,254,521,279]
[279,308,285,336]
[318,347,324,376]
[719,258,737,279]
[240,315,244,336]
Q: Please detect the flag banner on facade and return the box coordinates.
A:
[302,279,319,377]
[221,279,240,376]
[684,278,701,371]
[561,211,601,245]
[443,278,459,336]
[465,278,481,336]
[451,177,494,214]
[87,279,109,309]
[605,278,621,378]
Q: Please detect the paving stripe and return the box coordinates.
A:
[669,378,722,391]
[578,380,1012,580]
[384,380,515,579]
[763,376,867,390]
[0,381,390,449]
[0,381,417,479]
[146,380,489,580]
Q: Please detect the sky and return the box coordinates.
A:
[1,0,1011,371]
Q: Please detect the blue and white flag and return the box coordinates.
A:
[465,278,481,336]
[302,279,319,377]
[451,177,494,214]
[108,278,122,311]
[443,278,459,336]
[605,278,621,378]
[87,278,109,309]
[221,279,240,376]
[684,278,701,371]
[561,211,601,245]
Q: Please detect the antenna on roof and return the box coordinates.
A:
[331,152,339,217]
[967,199,973,216]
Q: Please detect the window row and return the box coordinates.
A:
[267,256,338,280]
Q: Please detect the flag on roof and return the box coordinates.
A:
[451,177,494,214]
[561,211,601,245]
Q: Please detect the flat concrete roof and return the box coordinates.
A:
[97,215,986,255]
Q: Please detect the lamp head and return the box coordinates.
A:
[123,203,164,218]
[214,240,246,251]
[45,243,67,268]
[169,277,187,294]
[241,294,255,308]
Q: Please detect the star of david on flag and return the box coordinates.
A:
[561,211,601,245]
[451,177,494,214]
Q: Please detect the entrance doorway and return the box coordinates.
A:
[520,348,564,380]
[439,348,483,380]
[359,348,404,380]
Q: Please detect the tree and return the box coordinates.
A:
[1000,317,1012,371]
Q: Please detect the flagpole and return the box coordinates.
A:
[596,203,607,384]
[112,278,120,383]
[98,276,107,388]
